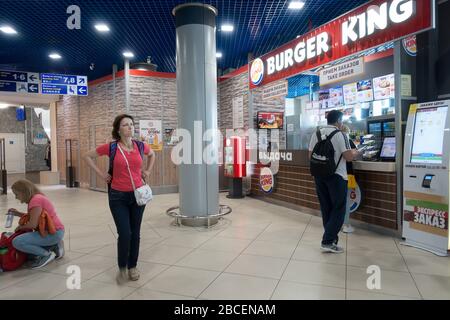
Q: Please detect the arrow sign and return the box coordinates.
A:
[28,73,39,83]
[77,76,87,85]
[77,86,87,96]
[28,83,39,93]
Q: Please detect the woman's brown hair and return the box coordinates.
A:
[11,179,43,203]
[112,114,134,140]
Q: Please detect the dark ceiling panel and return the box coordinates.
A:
[0,0,369,80]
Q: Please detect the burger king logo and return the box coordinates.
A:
[260,167,274,193]
[250,58,264,86]
[402,35,417,57]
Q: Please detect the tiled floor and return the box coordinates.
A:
[1,185,449,300]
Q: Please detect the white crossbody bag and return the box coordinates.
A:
[117,144,153,206]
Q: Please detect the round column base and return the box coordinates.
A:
[166,205,232,228]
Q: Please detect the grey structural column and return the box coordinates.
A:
[124,58,130,113]
[173,3,219,218]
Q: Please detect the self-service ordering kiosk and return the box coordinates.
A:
[403,100,450,256]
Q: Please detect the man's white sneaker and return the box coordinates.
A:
[342,225,355,234]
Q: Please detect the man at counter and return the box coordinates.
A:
[309,110,360,254]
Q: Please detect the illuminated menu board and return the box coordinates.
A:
[356,79,374,102]
[329,87,344,108]
[373,74,395,100]
[343,82,357,105]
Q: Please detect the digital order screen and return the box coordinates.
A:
[380,137,396,158]
[411,106,449,164]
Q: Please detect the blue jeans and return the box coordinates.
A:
[12,230,64,257]
[108,189,145,269]
[314,174,348,245]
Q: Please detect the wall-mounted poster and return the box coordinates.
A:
[318,90,330,109]
[356,79,374,103]
[373,74,395,100]
[343,82,358,105]
[329,87,344,108]
[139,120,163,151]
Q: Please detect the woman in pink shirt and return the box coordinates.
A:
[84,114,155,284]
[7,179,65,269]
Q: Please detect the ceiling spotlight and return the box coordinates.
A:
[49,53,62,60]
[216,52,223,58]
[0,26,17,34]
[221,24,234,32]
[288,1,305,10]
[95,24,110,32]
[123,51,134,58]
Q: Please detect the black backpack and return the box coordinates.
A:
[310,128,343,178]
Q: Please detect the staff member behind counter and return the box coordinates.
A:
[309,110,362,254]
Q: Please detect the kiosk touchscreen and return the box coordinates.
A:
[403,100,450,256]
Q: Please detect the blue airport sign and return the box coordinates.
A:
[0,81,17,92]
[0,70,39,83]
[41,73,88,96]
[0,71,27,82]
[41,84,68,95]
[0,80,39,93]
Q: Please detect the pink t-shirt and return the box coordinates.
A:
[28,194,65,231]
[96,141,151,192]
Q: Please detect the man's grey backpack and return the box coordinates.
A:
[310,128,343,178]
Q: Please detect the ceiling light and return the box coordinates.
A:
[123,51,134,58]
[288,1,305,10]
[221,24,234,32]
[95,24,110,32]
[0,26,17,34]
[49,53,62,60]
[0,103,10,109]
[216,52,223,58]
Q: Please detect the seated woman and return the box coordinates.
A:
[7,179,65,269]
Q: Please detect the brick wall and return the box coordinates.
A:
[56,75,178,189]
[218,72,249,134]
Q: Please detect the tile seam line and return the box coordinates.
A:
[195,222,274,299]
[269,215,312,300]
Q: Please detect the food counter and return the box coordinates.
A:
[251,150,398,230]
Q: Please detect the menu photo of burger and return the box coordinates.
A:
[373,74,395,100]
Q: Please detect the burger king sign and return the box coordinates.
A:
[260,167,274,194]
[250,58,264,86]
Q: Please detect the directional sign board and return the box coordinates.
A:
[0,70,40,94]
[41,73,88,96]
